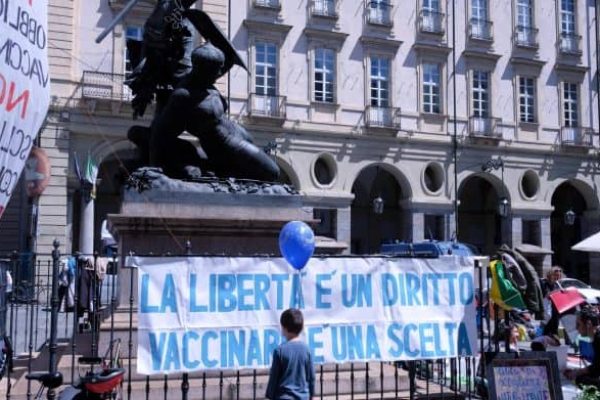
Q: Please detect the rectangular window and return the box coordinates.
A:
[369,0,391,25]
[472,71,489,118]
[422,63,441,114]
[424,215,445,241]
[522,220,541,246]
[254,0,279,8]
[472,0,487,21]
[255,41,277,96]
[314,48,335,103]
[515,0,535,45]
[561,0,576,34]
[517,0,533,28]
[421,0,442,33]
[370,56,390,107]
[563,82,578,127]
[519,77,536,123]
[470,0,490,39]
[313,209,337,237]
[313,0,335,16]
[125,26,143,75]
[423,0,439,11]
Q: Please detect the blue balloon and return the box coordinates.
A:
[279,221,315,270]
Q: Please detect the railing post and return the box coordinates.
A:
[477,259,484,374]
[47,239,60,400]
[181,241,192,400]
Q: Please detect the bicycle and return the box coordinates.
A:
[0,334,12,381]
[27,338,125,399]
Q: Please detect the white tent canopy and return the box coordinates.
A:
[572,230,600,252]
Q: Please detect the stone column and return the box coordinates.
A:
[540,217,552,272]
[446,213,456,241]
[78,182,95,255]
[336,207,351,254]
[511,215,522,248]
[411,212,425,242]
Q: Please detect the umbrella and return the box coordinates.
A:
[572,230,600,252]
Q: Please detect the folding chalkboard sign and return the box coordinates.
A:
[486,352,563,400]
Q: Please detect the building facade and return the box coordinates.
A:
[2,0,600,283]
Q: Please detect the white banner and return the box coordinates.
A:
[0,0,50,217]
[132,256,478,375]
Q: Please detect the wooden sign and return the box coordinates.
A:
[486,352,563,400]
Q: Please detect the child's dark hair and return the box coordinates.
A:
[280,308,304,335]
[579,305,600,326]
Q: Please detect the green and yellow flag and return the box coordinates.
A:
[490,260,526,311]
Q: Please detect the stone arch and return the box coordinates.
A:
[457,171,511,255]
[547,178,599,211]
[550,179,592,281]
[349,162,413,200]
[350,162,410,254]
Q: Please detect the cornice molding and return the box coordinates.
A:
[463,50,502,63]
[359,35,403,53]
[412,42,452,56]
[243,19,293,36]
[304,27,349,46]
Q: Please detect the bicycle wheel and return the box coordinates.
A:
[0,335,12,380]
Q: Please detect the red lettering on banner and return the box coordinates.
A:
[0,73,30,119]
[29,0,33,6]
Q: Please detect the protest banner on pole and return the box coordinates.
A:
[0,0,50,218]
[130,256,478,375]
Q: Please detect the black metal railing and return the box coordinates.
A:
[469,18,493,41]
[469,116,502,138]
[82,71,132,102]
[248,93,287,119]
[365,106,401,129]
[419,9,445,35]
[560,126,593,147]
[367,1,392,26]
[558,32,582,55]
[5,246,520,400]
[514,25,539,48]
[253,0,280,9]
[310,0,338,18]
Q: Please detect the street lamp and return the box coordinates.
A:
[564,208,576,226]
[372,166,384,214]
[498,197,510,218]
[481,158,510,218]
[372,196,384,214]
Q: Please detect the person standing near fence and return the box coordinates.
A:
[266,308,316,400]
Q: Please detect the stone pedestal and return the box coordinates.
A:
[107,170,319,308]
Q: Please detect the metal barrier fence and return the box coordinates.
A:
[2,243,500,400]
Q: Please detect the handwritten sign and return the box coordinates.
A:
[129,256,478,375]
[0,0,50,217]
[487,353,563,400]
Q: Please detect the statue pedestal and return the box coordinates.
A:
[101,170,347,362]
[107,170,316,308]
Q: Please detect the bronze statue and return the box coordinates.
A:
[148,40,280,181]
[99,0,280,181]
